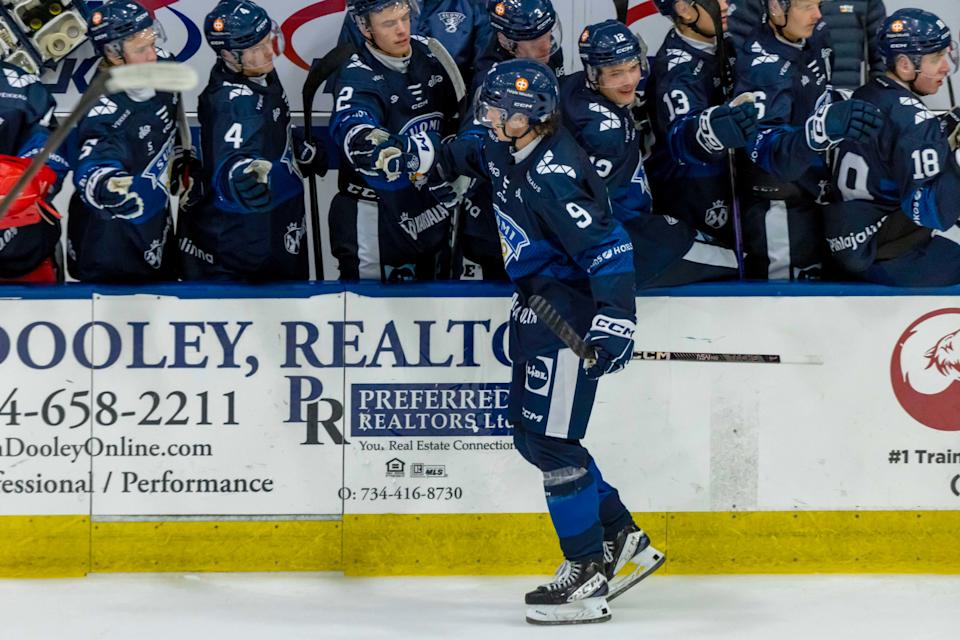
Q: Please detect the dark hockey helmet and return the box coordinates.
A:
[347,0,420,31]
[204,0,283,58]
[653,0,699,18]
[579,20,649,88]
[475,58,559,137]
[88,1,163,58]
[877,8,958,71]
[763,0,834,24]
[489,0,561,51]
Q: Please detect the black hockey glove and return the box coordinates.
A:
[229,159,272,212]
[940,107,960,151]
[582,311,636,380]
[170,146,204,212]
[698,99,759,153]
[296,139,328,178]
[805,98,882,151]
[90,170,143,219]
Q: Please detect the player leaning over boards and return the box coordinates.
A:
[178,0,320,282]
[437,60,664,625]
[68,1,184,282]
[564,19,741,289]
[827,9,960,286]
[328,0,461,282]
[734,0,882,280]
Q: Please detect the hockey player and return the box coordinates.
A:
[734,0,883,280]
[0,60,68,283]
[68,1,182,282]
[827,9,960,286]
[178,0,318,281]
[439,59,663,624]
[328,0,461,282]
[646,0,759,250]
[567,19,740,288]
[452,0,565,281]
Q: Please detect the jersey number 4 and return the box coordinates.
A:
[224,123,244,149]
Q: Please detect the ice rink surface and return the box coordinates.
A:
[3,573,959,639]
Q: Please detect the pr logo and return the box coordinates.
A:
[890,308,960,431]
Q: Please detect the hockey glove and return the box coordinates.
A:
[90,170,143,219]
[697,100,760,153]
[296,139,328,178]
[170,146,204,212]
[582,311,636,380]
[940,107,960,151]
[229,159,272,212]
[805,98,882,152]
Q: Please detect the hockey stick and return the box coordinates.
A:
[528,294,823,366]
[0,62,199,221]
[703,0,746,280]
[302,43,357,281]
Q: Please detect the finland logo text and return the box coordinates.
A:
[495,205,530,266]
[589,103,621,132]
[536,150,576,178]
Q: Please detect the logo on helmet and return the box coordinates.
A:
[515,77,529,91]
[91,11,103,26]
[213,18,225,32]
[891,20,905,33]
[580,28,589,43]
[494,2,506,16]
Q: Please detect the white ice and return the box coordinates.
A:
[2,573,959,639]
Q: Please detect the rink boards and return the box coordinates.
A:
[1,281,960,576]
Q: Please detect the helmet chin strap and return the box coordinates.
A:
[682,5,716,40]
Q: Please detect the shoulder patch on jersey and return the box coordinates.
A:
[749,42,780,66]
[666,48,693,71]
[588,103,621,132]
[90,97,118,117]
[536,150,577,178]
[494,205,530,267]
[223,81,254,101]
[347,55,373,72]
[3,68,39,88]
[438,11,466,33]
[898,96,936,125]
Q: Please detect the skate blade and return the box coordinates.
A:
[607,544,666,602]
[525,597,611,625]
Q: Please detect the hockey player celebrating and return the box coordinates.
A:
[328,0,461,282]
[68,0,181,282]
[565,19,740,288]
[646,0,759,250]
[439,59,663,624]
[178,0,317,281]
[0,60,68,283]
[734,0,883,280]
[827,9,960,286]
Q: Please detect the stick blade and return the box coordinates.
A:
[105,62,199,94]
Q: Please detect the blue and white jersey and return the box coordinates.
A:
[183,61,307,279]
[734,22,835,200]
[828,76,960,274]
[646,30,737,241]
[444,127,636,360]
[330,37,460,255]
[68,59,180,281]
[0,61,68,276]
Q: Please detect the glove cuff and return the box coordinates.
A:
[696,106,726,154]
[590,314,636,340]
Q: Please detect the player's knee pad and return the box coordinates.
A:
[541,466,599,540]
[512,427,536,467]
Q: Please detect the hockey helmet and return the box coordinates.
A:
[877,8,957,72]
[88,1,164,59]
[475,58,559,140]
[579,20,649,89]
[0,156,59,231]
[204,0,284,63]
[347,0,420,30]
[489,0,561,55]
[764,0,834,25]
[653,0,700,19]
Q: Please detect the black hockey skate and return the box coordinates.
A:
[525,559,611,625]
[603,523,666,601]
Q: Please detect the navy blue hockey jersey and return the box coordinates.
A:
[734,22,835,200]
[179,62,308,280]
[561,71,694,281]
[330,37,461,256]
[68,73,180,282]
[829,76,960,273]
[646,30,737,244]
[442,128,636,360]
[0,61,68,278]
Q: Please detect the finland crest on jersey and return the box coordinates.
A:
[494,204,530,267]
[141,136,175,197]
[438,12,466,33]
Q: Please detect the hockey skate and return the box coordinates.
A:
[525,559,611,625]
[603,523,666,601]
